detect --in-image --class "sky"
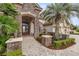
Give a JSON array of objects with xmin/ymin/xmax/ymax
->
[{"xmin": 39, "ymin": 3, "xmax": 79, "ymax": 26}]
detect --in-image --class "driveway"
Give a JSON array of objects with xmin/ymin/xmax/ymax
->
[{"xmin": 22, "ymin": 35, "xmax": 79, "ymax": 56}]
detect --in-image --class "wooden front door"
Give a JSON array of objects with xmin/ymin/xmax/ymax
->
[{"xmin": 22, "ymin": 22, "xmax": 30, "ymax": 35}]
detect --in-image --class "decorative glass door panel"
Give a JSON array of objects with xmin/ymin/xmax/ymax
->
[{"xmin": 22, "ymin": 22, "xmax": 30, "ymax": 35}]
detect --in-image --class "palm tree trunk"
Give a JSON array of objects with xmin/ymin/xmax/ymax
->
[{"xmin": 55, "ymin": 22, "xmax": 60, "ymax": 40}]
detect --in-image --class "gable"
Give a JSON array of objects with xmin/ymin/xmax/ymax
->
[{"xmin": 15, "ymin": 3, "xmax": 42, "ymax": 15}]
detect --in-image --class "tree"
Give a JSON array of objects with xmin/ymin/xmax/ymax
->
[
  {"xmin": 0, "ymin": 16, "xmax": 19, "ymax": 35},
  {"xmin": 0, "ymin": 15, "xmax": 19, "ymax": 45},
  {"xmin": 0, "ymin": 3, "xmax": 18, "ymax": 17},
  {"xmin": 0, "ymin": 4, "xmax": 19, "ymax": 53},
  {"xmin": 71, "ymin": 24, "xmax": 77, "ymax": 30},
  {"xmin": 41, "ymin": 3, "xmax": 79, "ymax": 39}
]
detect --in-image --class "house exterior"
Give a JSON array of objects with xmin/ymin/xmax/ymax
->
[
  {"xmin": 5, "ymin": 3, "xmax": 71, "ymax": 52},
  {"xmin": 39, "ymin": 19, "xmax": 71, "ymax": 35},
  {"xmin": 13, "ymin": 3, "xmax": 71, "ymax": 38},
  {"xmin": 14, "ymin": 3, "xmax": 42, "ymax": 38},
  {"xmin": 6, "ymin": 3, "xmax": 43, "ymax": 52}
]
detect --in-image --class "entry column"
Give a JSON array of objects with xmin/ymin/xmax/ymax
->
[{"xmin": 34, "ymin": 17, "xmax": 40, "ymax": 38}]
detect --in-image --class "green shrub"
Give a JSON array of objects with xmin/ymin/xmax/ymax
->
[
  {"xmin": 76, "ymin": 28, "xmax": 79, "ymax": 32},
  {"xmin": 3, "ymin": 49, "xmax": 22, "ymax": 56},
  {"xmin": 0, "ymin": 34, "xmax": 10, "ymax": 45},
  {"xmin": 69, "ymin": 38, "xmax": 75, "ymax": 43},
  {"xmin": 62, "ymin": 40, "xmax": 67, "ymax": 46},
  {"xmin": 36, "ymin": 36, "xmax": 42, "ymax": 43},
  {"xmin": 53, "ymin": 41, "xmax": 63, "ymax": 48},
  {"xmin": 0, "ymin": 35, "xmax": 9, "ymax": 55},
  {"xmin": 53, "ymin": 38, "xmax": 75, "ymax": 49},
  {"xmin": 66, "ymin": 39, "xmax": 70, "ymax": 44},
  {"xmin": 0, "ymin": 45, "xmax": 6, "ymax": 55}
]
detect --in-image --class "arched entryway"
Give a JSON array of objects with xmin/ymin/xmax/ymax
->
[
  {"xmin": 22, "ymin": 13, "xmax": 35, "ymax": 36},
  {"xmin": 22, "ymin": 20, "xmax": 30, "ymax": 35}
]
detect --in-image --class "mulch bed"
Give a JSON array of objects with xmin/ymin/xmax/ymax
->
[
  {"xmin": 36, "ymin": 40, "xmax": 76, "ymax": 50},
  {"xmin": 36, "ymin": 37, "xmax": 76, "ymax": 50},
  {"xmin": 47, "ymin": 43, "xmax": 76, "ymax": 50}
]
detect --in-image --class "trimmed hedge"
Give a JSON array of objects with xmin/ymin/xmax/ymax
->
[{"xmin": 53, "ymin": 38, "xmax": 75, "ymax": 49}]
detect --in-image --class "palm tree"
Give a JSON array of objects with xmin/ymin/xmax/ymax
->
[
  {"xmin": 41, "ymin": 3, "xmax": 79, "ymax": 39},
  {"xmin": 0, "ymin": 4, "xmax": 19, "ymax": 52},
  {"xmin": 0, "ymin": 3, "xmax": 18, "ymax": 17},
  {"xmin": 0, "ymin": 16, "xmax": 19, "ymax": 35},
  {"xmin": 0, "ymin": 3, "xmax": 19, "ymax": 36},
  {"xmin": 0, "ymin": 16, "xmax": 19, "ymax": 45}
]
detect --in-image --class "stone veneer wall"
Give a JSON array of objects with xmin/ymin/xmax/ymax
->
[
  {"xmin": 16, "ymin": 15, "xmax": 22, "ymax": 37},
  {"xmin": 6, "ymin": 37, "xmax": 22, "ymax": 52},
  {"xmin": 15, "ymin": 3, "xmax": 42, "ymax": 38},
  {"xmin": 34, "ymin": 17, "xmax": 40, "ymax": 38},
  {"xmin": 6, "ymin": 3, "xmax": 42, "ymax": 52},
  {"xmin": 6, "ymin": 41, "xmax": 22, "ymax": 52}
]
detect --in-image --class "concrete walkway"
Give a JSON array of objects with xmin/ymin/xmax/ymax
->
[{"xmin": 22, "ymin": 35, "xmax": 79, "ymax": 56}]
